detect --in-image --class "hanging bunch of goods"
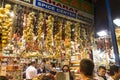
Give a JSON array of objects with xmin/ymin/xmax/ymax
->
[
  {"xmin": 1, "ymin": 4, "xmax": 13, "ymax": 48},
  {"xmin": 74, "ymin": 23, "xmax": 82, "ymax": 44},
  {"xmin": 12, "ymin": 5, "xmax": 17, "ymax": 35},
  {"xmin": 81, "ymin": 28, "xmax": 87, "ymax": 47},
  {"xmin": 42, "ymin": 15, "xmax": 55, "ymax": 58},
  {"xmin": 74, "ymin": 23, "xmax": 82, "ymax": 53},
  {"xmin": 46, "ymin": 15, "xmax": 54, "ymax": 49},
  {"xmin": 80, "ymin": 28, "xmax": 87, "ymax": 58},
  {"xmin": 53, "ymin": 18, "xmax": 62, "ymax": 59},
  {"xmin": 64, "ymin": 21, "xmax": 72, "ymax": 49},
  {"xmin": 37, "ymin": 12, "xmax": 44, "ymax": 44},
  {"xmin": 60, "ymin": 21, "xmax": 71, "ymax": 60},
  {"xmin": 54, "ymin": 18, "xmax": 62, "ymax": 47},
  {"xmin": 23, "ymin": 12, "xmax": 35, "ymax": 51}
]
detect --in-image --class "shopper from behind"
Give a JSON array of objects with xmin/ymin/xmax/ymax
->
[
  {"xmin": 79, "ymin": 59, "xmax": 95, "ymax": 80},
  {"xmin": 62, "ymin": 65, "xmax": 74, "ymax": 80},
  {"xmin": 97, "ymin": 66, "xmax": 107, "ymax": 80},
  {"xmin": 26, "ymin": 61, "xmax": 37, "ymax": 79},
  {"xmin": 107, "ymin": 65, "xmax": 120, "ymax": 80}
]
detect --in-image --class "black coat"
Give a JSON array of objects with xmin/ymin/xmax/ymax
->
[{"xmin": 37, "ymin": 67, "xmax": 47, "ymax": 74}]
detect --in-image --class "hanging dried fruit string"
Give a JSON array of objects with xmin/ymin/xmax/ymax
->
[
  {"xmin": 54, "ymin": 17, "xmax": 62, "ymax": 47},
  {"xmin": 53, "ymin": 17, "xmax": 62, "ymax": 59},
  {"xmin": 17, "ymin": 5, "xmax": 23, "ymax": 36},
  {"xmin": 23, "ymin": 11, "xmax": 35, "ymax": 51},
  {"xmin": 32, "ymin": 10, "xmax": 39, "ymax": 51},
  {"xmin": 45, "ymin": 15, "xmax": 54, "ymax": 52},
  {"xmin": 71, "ymin": 23, "xmax": 75, "ymax": 41},
  {"xmin": 1, "ymin": 4, "xmax": 13, "ymax": 48},
  {"xmin": 25, "ymin": 6, "xmax": 28, "ymax": 28},
  {"xmin": 61, "ymin": 19, "xmax": 65, "ymax": 59},
  {"xmin": 34, "ymin": 10, "xmax": 39, "ymax": 36},
  {"xmin": 79, "ymin": 25, "xmax": 88, "ymax": 59},
  {"xmin": 62, "ymin": 19, "xmax": 65, "ymax": 41},
  {"xmin": 12, "ymin": 5, "xmax": 17, "ymax": 36},
  {"xmin": 37, "ymin": 12, "xmax": 44, "ymax": 50},
  {"xmin": 74, "ymin": 23, "xmax": 82, "ymax": 57},
  {"xmin": 42, "ymin": 13, "xmax": 47, "ymax": 42},
  {"xmin": 60, "ymin": 20, "xmax": 72, "ymax": 60},
  {"xmin": 74, "ymin": 23, "xmax": 81, "ymax": 43},
  {"xmin": 64, "ymin": 21, "xmax": 72, "ymax": 49},
  {"xmin": 52, "ymin": 16, "xmax": 58, "ymax": 57}
]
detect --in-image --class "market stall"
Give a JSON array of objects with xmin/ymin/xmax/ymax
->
[{"xmin": 0, "ymin": 0, "xmax": 94, "ymax": 79}]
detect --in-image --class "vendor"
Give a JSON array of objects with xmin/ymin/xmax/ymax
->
[
  {"xmin": 37, "ymin": 62, "xmax": 48, "ymax": 74},
  {"xmin": 62, "ymin": 65, "xmax": 74, "ymax": 80},
  {"xmin": 26, "ymin": 61, "xmax": 37, "ymax": 79}
]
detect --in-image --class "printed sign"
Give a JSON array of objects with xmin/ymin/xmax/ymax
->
[
  {"xmin": 77, "ymin": 14, "xmax": 93, "ymax": 24},
  {"xmin": 55, "ymin": 0, "xmax": 94, "ymax": 14},
  {"xmin": 36, "ymin": 0, "xmax": 76, "ymax": 18}
]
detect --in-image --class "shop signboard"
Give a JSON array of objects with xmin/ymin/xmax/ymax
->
[
  {"xmin": 77, "ymin": 14, "xmax": 93, "ymax": 24},
  {"xmin": 53, "ymin": 0, "xmax": 94, "ymax": 15},
  {"xmin": 35, "ymin": 0, "xmax": 94, "ymax": 24},
  {"xmin": 35, "ymin": 0, "xmax": 76, "ymax": 18},
  {"xmin": 19, "ymin": 0, "xmax": 93, "ymax": 24}
]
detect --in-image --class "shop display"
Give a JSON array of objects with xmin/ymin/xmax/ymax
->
[{"xmin": 0, "ymin": 0, "xmax": 95, "ymax": 79}]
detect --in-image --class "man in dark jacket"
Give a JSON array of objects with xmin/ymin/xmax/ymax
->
[{"xmin": 37, "ymin": 62, "xmax": 48, "ymax": 74}]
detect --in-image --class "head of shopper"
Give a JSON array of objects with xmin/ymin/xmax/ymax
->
[
  {"xmin": 30, "ymin": 61, "xmax": 36, "ymax": 67},
  {"xmin": 108, "ymin": 65, "xmax": 119, "ymax": 80},
  {"xmin": 98, "ymin": 66, "xmax": 106, "ymax": 77},
  {"xmin": 97, "ymin": 66, "xmax": 107, "ymax": 80},
  {"xmin": 62, "ymin": 65, "xmax": 70, "ymax": 72},
  {"xmin": 40, "ymin": 62, "xmax": 46, "ymax": 69},
  {"xmin": 79, "ymin": 59, "xmax": 94, "ymax": 77}
]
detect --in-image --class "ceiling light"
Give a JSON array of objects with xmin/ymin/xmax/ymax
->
[
  {"xmin": 97, "ymin": 30, "xmax": 107, "ymax": 37},
  {"xmin": 113, "ymin": 18, "xmax": 120, "ymax": 26}
]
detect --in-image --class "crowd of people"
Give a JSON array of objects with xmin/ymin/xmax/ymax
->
[
  {"xmin": 0, "ymin": 59, "xmax": 120, "ymax": 80},
  {"xmin": 22, "ymin": 58, "xmax": 120, "ymax": 80}
]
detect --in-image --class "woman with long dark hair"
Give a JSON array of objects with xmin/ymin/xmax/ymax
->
[{"xmin": 62, "ymin": 65, "xmax": 74, "ymax": 80}]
